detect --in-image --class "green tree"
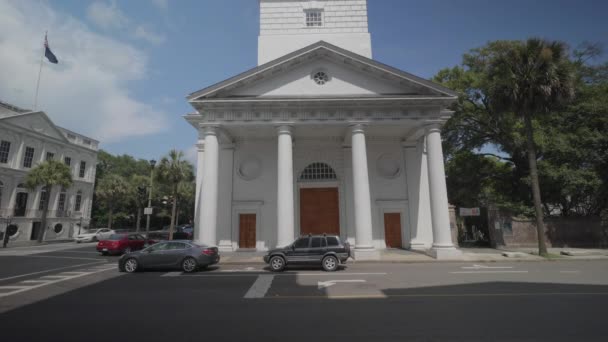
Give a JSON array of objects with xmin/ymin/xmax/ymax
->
[
  {"xmin": 96, "ymin": 174, "xmax": 130, "ymax": 229},
  {"xmin": 487, "ymin": 39, "xmax": 576, "ymax": 255},
  {"xmin": 24, "ymin": 160, "xmax": 73, "ymax": 242},
  {"xmin": 156, "ymin": 150, "xmax": 194, "ymax": 240},
  {"xmin": 130, "ymin": 174, "xmax": 150, "ymax": 232}
]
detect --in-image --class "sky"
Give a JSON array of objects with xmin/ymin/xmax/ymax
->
[{"xmin": 1, "ymin": 0, "xmax": 607, "ymax": 164}]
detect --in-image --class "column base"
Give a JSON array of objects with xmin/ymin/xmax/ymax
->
[
  {"xmin": 218, "ymin": 240, "xmax": 234, "ymax": 252},
  {"xmin": 409, "ymin": 241, "xmax": 428, "ymax": 251},
  {"xmin": 352, "ymin": 247, "xmax": 380, "ymax": 261},
  {"xmin": 427, "ymin": 246, "xmax": 462, "ymax": 260}
]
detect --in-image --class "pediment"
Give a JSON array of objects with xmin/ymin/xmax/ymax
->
[
  {"xmin": 188, "ymin": 41, "xmax": 457, "ymax": 102},
  {"xmin": 1, "ymin": 112, "xmax": 69, "ymax": 143}
]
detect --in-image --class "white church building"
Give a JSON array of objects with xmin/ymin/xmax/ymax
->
[{"xmin": 186, "ymin": 0, "xmax": 460, "ymax": 259}]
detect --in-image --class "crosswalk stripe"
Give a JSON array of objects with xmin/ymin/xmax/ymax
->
[{"xmin": 162, "ymin": 272, "xmax": 182, "ymax": 277}]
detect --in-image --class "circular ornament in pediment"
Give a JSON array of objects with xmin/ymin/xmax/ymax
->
[
  {"xmin": 376, "ymin": 154, "xmax": 401, "ymax": 179},
  {"xmin": 237, "ymin": 156, "xmax": 262, "ymax": 181}
]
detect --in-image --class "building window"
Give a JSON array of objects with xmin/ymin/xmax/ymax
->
[
  {"xmin": 38, "ymin": 188, "xmax": 48, "ymax": 210},
  {"xmin": 75, "ymin": 191, "xmax": 82, "ymax": 212},
  {"xmin": 313, "ymin": 71, "xmax": 329, "ymax": 85},
  {"xmin": 64, "ymin": 156, "xmax": 71, "ymax": 166},
  {"xmin": 46, "ymin": 152, "xmax": 54, "ymax": 161},
  {"xmin": 79, "ymin": 161, "xmax": 86, "ymax": 178},
  {"xmin": 0, "ymin": 181, "xmax": 3, "ymax": 207},
  {"xmin": 0, "ymin": 140, "xmax": 10, "ymax": 163},
  {"xmin": 306, "ymin": 10, "xmax": 323, "ymax": 27},
  {"xmin": 54, "ymin": 223, "xmax": 63, "ymax": 234},
  {"xmin": 57, "ymin": 188, "xmax": 67, "ymax": 212},
  {"xmin": 23, "ymin": 147, "xmax": 35, "ymax": 168},
  {"xmin": 83, "ymin": 139, "xmax": 91, "ymax": 145},
  {"xmin": 67, "ymin": 133, "xmax": 76, "ymax": 140},
  {"xmin": 299, "ymin": 162, "xmax": 337, "ymax": 181}
]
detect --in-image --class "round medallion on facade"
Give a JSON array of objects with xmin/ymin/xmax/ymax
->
[
  {"xmin": 376, "ymin": 154, "xmax": 401, "ymax": 179},
  {"xmin": 312, "ymin": 71, "xmax": 330, "ymax": 85},
  {"xmin": 237, "ymin": 156, "xmax": 262, "ymax": 181},
  {"xmin": 7, "ymin": 224, "xmax": 19, "ymax": 239}
]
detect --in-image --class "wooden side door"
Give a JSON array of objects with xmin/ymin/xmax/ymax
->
[
  {"xmin": 239, "ymin": 214, "xmax": 256, "ymax": 249},
  {"xmin": 384, "ymin": 213, "xmax": 403, "ymax": 248}
]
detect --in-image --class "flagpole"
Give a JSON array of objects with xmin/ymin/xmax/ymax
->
[{"xmin": 33, "ymin": 31, "xmax": 47, "ymax": 111}]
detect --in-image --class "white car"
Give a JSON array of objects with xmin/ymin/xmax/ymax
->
[{"xmin": 75, "ymin": 228, "xmax": 115, "ymax": 243}]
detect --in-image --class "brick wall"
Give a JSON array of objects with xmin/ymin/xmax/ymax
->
[{"xmin": 487, "ymin": 208, "xmax": 607, "ymax": 248}]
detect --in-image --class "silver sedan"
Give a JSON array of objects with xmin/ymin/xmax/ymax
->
[{"xmin": 118, "ymin": 240, "xmax": 220, "ymax": 273}]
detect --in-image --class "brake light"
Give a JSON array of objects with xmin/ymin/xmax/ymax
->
[{"xmin": 202, "ymin": 248, "xmax": 214, "ymax": 256}]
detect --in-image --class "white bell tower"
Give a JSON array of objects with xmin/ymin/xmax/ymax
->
[{"xmin": 258, "ymin": 0, "xmax": 372, "ymax": 65}]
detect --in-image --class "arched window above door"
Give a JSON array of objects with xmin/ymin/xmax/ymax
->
[{"xmin": 299, "ymin": 162, "xmax": 337, "ymax": 182}]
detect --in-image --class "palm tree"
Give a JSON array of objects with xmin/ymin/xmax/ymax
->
[
  {"xmin": 156, "ymin": 150, "xmax": 194, "ymax": 240},
  {"xmin": 488, "ymin": 38, "xmax": 575, "ymax": 256},
  {"xmin": 24, "ymin": 160, "xmax": 73, "ymax": 243},
  {"xmin": 130, "ymin": 174, "xmax": 149, "ymax": 232},
  {"xmin": 96, "ymin": 174, "xmax": 130, "ymax": 229}
]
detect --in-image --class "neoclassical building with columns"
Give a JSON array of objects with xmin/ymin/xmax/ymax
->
[{"xmin": 185, "ymin": 0, "xmax": 460, "ymax": 259}]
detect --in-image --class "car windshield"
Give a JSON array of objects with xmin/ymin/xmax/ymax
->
[{"xmin": 108, "ymin": 234, "xmax": 125, "ymax": 240}]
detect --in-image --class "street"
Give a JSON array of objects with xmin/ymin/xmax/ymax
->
[{"xmin": 1, "ymin": 244, "xmax": 607, "ymax": 341}]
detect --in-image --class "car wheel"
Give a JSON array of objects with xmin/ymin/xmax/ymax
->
[
  {"xmin": 269, "ymin": 256, "xmax": 286, "ymax": 272},
  {"xmin": 123, "ymin": 247, "xmax": 132, "ymax": 254},
  {"xmin": 181, "ymin": 257, "xmax": 198, "ymax": 273},
  {"xmin": 124, "ymin": 258, "xmax": 139, "ymax": 273},
  {"xmin": 100, "ymin": 251, "xmax": 108, "ymax": 256},
  {"xmin": 322, "ymin": 255, "xmax": 338, "ymax": 272}
]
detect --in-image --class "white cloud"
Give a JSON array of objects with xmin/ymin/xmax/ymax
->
[
  {"xmin": 151, "ymin": 0, "xmax": 169, "ymax": 11},
  {"xmin": 0, "ymin": 0, "xmax": 169, "ymax": 143},
  {"xmin": 133, "ymin": 25, "xmax": 166, "ymax": 45},
  {"xmin": 184, "ymin": 145, "xmax": 198, "ymax": 167},
  {"xmin": 86, "ymin": 1, "xmax": 128, "ymax": 30}
]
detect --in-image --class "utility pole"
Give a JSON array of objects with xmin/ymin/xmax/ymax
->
[{"xmin": 145, "ymin": 159, "xmax": 156, "ymax": 242}]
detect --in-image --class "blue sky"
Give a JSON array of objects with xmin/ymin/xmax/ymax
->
[{"xmin": 1, "ymin": 0, "xmax": 607, "ymax": 163}]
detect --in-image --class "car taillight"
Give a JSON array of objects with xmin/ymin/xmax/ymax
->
[{"xmin": 202, "ymin": 248, "xmax": 215, "ymax": 256}]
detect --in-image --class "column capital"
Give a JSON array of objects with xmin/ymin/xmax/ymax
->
[
  {"xmin": 424, "ymin": 122, "xmax": 444, "ymax": 133},
  {"xmin": 349, "ymin": 121, "xmax": 370, "ymax": 134},
  {"xmin": 196, "ymin": 142, "xmax": 205, "ymax": 151},
  {"xmin": 198, "ymin": 124, "xmax": 220, "ymax": 136},
  {"xmin": 276, "ymin": 123, "xmax": 294, "ymax": 135},
  {"xmin": 401, "ymin": 140, "xmax": 417, "ymax": 148}
]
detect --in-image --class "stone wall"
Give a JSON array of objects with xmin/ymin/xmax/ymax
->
[{"xmin": 487, "ymin": 208, "xmax": 607, "ymax": 248}]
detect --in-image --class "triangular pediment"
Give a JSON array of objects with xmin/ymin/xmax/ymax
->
[
  {"xmin": 187, "ymin": 41, "xmax": 457, "ymax": 101},
  {"xmin": 1, "ymin": 111, "xmax": 69, "ymax": 143}
]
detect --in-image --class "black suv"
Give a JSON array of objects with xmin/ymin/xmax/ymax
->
[{"xmin": 263, "ymin": 235, "xmax": 351, "ymax": 272}]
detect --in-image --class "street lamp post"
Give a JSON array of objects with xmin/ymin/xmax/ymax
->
[
  {"xmin": 2, "ymin": 215, "xmax": 12, "ymax": 248},
  {"xmin": 145, "ymin": 159, "xmax": 156, "ymax": 241}
]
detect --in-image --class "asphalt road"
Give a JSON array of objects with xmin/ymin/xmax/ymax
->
[{"xmin": 1, "ymin": 244, "xmax": 607, "ymax": 341}]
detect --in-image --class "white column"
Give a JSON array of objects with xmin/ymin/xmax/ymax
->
[
  {"xmin": 193, "ymin": 140, "xmax": 205, "ymax": 242},
  {"xmin": 198, "ymin": 126, "xmax": 219, "ymax": 246},
  {"xmin": 350, "ymin": 123, "xmax": 374, "ymax": 252},
  {"xmin": 276, "ymin": 125, "xmax": 295, "ymax": 247},
  {"xmin": 425, "ymin": 124, "xmax": 460, "ymax": 258}
]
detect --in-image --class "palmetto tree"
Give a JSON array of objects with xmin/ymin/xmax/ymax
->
[
  {"xmin": 488, "ymin": 38, "xmax": 575, "ymax": 256},
  {"xmin": 24, "ymin": 160, "xmax": 73, "ymax": 243},
  {"xmin": 96, "ymin": 174, "xmax": 130, "ymax": 230},
  {"xmin": 130, "ymin": 174, "xmax": 149, "ymax": 232},
  {"xmin": 156, "ymin": 150, "xmax": 194, "ymax": 240}
]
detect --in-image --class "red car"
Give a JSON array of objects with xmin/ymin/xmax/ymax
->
[{"xmin": 97, "ymin": 233, "xmax": 154, "ymax": 255}]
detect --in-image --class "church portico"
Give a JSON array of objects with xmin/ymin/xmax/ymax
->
[{"xmin": 184, "ymin": 0, "xmax": 460, "ymax": 259}]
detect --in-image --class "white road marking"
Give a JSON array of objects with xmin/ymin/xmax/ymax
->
[
  {"xmin": 450, "ymin": 271, "xmax": 529, "ymax": 274},
  {"xmin": 244, "ymin": 275, "xmax": 274, "ymax": 299},
  {"xmin": 40, "ymin": 275, "xmax": 71, "ymax": 279},
  {"xmin": 560, "ymin": 270, "xmax": 580, "ymax": 273},
  {"xmin": 20, "ymin": 255, "xmax": 103, "ymax": 261},
  {"xmin": 462, "ymin": 264, "xmax": 514, "ymax": 270},
  {"xmin": 0, "ymin": 261, "xmax": 106, "ymax": 282},
  {"xmin": 59, "ymin": 271, "xmax": 89, "ymax": 275},
  {"xmin": 296, "ymin": 272, "xmax": 387, "ymax": 276},
  {"xmin": 220, "ymin": 267, "xmax": 260, "ymax": 272},
  {"xmin": 20, "ymin": 280, "xmax": 51, "ymax": 284},
  {"xmin": 0, "ymin": 267, "xmax": 118, "ymax": 298},
  {"xmin": 186, "ymin": 272, "xmax": 388, "ymax": 277},
  {"xmin": 318, "ymin": 279, "xmax": 366, "ymax": 289},
  {"xmin": 162, "ymin": 272, "xmax": 182, "ymax": 277}
]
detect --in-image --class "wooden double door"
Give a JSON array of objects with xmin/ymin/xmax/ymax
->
[
  {"xmin": 299, "ymin": 187, "xmax": 340, "ymax": 236},
  {"xmin": 384, "ymin": 213, "xmax": 403, "ymax": 248}
]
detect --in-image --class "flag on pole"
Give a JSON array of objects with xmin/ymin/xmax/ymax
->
[{"xmin": 44, "ymin": 33, "xmax": 58, "ymax": 64}]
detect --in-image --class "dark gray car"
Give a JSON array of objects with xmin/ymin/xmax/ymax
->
[
  {"xmin": 263, "ymin": 235, "xmax": 350, "ymax": 272},
  {"xmin": 118, "ymin": 240, "xmax": 219, "ymax": 273}
]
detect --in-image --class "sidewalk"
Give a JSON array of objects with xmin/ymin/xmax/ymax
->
[
  {"xmin": 218, "ymin": 247, "xmax": 608, "ymax": 264},
  {"xmin": 0, "ymin": 240, "xmax": 81, "ymax": 256}
]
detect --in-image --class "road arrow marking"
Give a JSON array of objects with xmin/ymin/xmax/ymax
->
[
  {"xmin": 462, "ymin": 264, "xmax": 514, "ymax": 270},
  {"xmin": 318, "ymin": 279, "xmax": 366, "ymax": 289}
]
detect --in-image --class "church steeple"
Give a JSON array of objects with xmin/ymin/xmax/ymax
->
[{"xmin": 258, "ymin": 0, "xmax": 372, "ymax": 65}]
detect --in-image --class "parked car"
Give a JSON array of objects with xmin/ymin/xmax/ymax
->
[
  {"xmin": 176, "ymin": 225, "xmax": 194, "ymax": 239},
  {"xmin": 75, "ymin": 228, "xmax": 115, "ymax": 243},
  {"xmin": 96, "ymin": 233, "xmax": 154, "ymax": 255},
  {"xmin": 118, "ymin": 241, "xmax": 220, "ymax": 273},
  {"xmin": 263, "ymin": 235, "xmax": 351, "ymax": 272},
  {"xmin": 147, "ymin": 230, "xmax": 191, "ymax": 243}
]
